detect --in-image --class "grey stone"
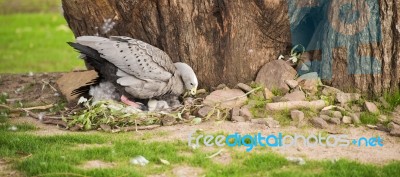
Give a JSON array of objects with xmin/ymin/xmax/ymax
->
[
  {"xmin": 388, "ymin": 122, "xmax": 400, "ymax": 137},
  {"xmin": 328, "ymin": 118, "xmax": 341, "ymax": 125},
  {"xmin": 378, "ymin": 97, "xmax": 390, "ymax": 109},
  {"xmin": 216, "ymin": 84, "xmax": 228, "ymax": 90},
  {"xmin": 285, "ymin": 80, "xmax": 299, "ymax": 89},
  {"xmin": 264, "ymin": 88, "xmax": 274, "ymax": 100},
  {"xmin": 320, "ymin": 115, "xmax": 332, "ymax": 121},
  {"xmin": 310, "ymin": 117, "xmax": 329, "ymax": 129},
  {"xmin": 281, "ymin": 90, "xmax": 306, "ymax": 102},
  {"xmin": 321, "ymin": 86, "xmax": 343, "ymax": 96},
  {"xmin": 336, "ymin": 93, "xmax": 361, "ymax": 104},
  {"xmin": 252, "ymin": 117, "xmax": 280, "ymax": 128},
  {"xmin": 197, "ymin": 106, "xmax": 213, "ymax": 118},
  {"xmin": 392, "ymin": 116, "xmax": 400, "ymax": 125},
  {"xmin": 290, "ymin": 110, "xmax": 305, "ymax": 127},
  {"xmin": 203, "ymin": 89, "xmax": 248, "ymax": 109},
  {"xmin": 239, "ymin": 107, "xmax": 253, "ymax": 120},
  {"xmin": 350, "ymin": 113, "xmax": 361, "ymax": 124},
  {"xmin": 332, "ymin": 111, "xmax": 343, "ymax": 119},
  {"xmin": 378, "ymin": 115, "xmax": 388, "ymax": 123},
  {"xmin": 342, "ymin": 116, "xmax": 352, "ymax": 124},
  {"xmin": 230, "ymin": 108, "xmax": 240, "ymax": 117},
  {"xmin": 272, "ymin": 96, "xmax": 282, "ymax": 102},
  {"xmin": 319, "ymin": 110, "xmax": 331, "ymax": 116},
  {"xmin": 255, "ymin": 60, "xmax": 297, "ymax": 94},
  {"xmin": 364, "ymin": 101, "xmax": 380, "ymax": 114},
  {"xmin": 300, "ymin": 79, "xmax": 319, "ymax": 95},
  {"xmin": 231, "ymin": 116, "xmax": 247, "ymax": 122},
  {"xmin": 351, "ymin": 105, "xmax": 362, "ymax": 112},
  {"xmin": 237, "ymin": 83, "xmax": 252, "ymax": 92},
  {"xmin": 297, "ymin": 72, "xmax": 319, "ymax": 81}
]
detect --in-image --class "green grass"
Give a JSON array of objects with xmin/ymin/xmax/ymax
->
[
  {"xmin": 0, "ymin": 13, "xmax": 84, "ymax": 73},
  {"xmin": 0, "ymin": 123, "xmax": 399, "ymax": 177},
  {"xmin": 384, "ymin": 90, "xmax": 400, "ymax": 111},
  {"xmin": 360, "ymin": 112, "xmax": 379, "ymax": 125}
]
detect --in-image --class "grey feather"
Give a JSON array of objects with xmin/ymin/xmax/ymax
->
[{"xmin": 75, "ymin": 36, "xmax": 188, "ymax": 99}]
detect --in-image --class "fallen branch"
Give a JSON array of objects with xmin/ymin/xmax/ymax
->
[
  {"xmin": 222, "ymin": 86, "xmax": 262, "ymax": 102},
  {"xmin": 207, "ymin": 149, "xmax": 224, "ymax": 159},
  {"xmin": 24, "ymin": 104, "xmax": 54, "ymax": 111},
  {"xmin": 265, "ymin": 100, "xmax": 326, "ymax": 111},
  {"xmin": 112, "ymin": 124, "xmax": 161, "ymax": 133}
]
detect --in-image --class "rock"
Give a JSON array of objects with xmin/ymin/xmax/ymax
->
[
  {"xmin": 378, "ymin": 115, "xmax": 388, "ymax": 123},
  {"xmin": 319, "ymin": 110, "xmax": 331, "ymax": 116},
  {"xmin": 251, "ymin": 117, "xmax": 280, "ymax": 128},
  {"xmin": 300, "ymin": 79, "xmax": 319, "ymax": 95},
  {"xmin": 231, "ymin": 116, "xmax": 247, "ymax": 122},
  {"xmin": 322, "ymin": 105, "xmax": 346, "ymax": 112},
  {"xmin": 366, "ymin": 124, "xmax": 378, "ymax": 129},
  {"xmin": 350, "ymin": 105, "xmax": 362, "ymax": 112},
  {"xmin": 350, "ymin": 113, "xmax": 361, "ymax": 124},
  {"xmin": 216, "ymin": 84, "xmax": 228, "ymax": 90},
  {"xmin": 332, "ymin": 111, "xmax": 343, "ymax": 119},
  {"xmin": 56, "ymin": 70, "xmax": 99, "ymax": 103},
  {"xmin": 335, "ymin": 93, "xmax": 361, "ymax": 104},
  {"xmin": 263, "ymin": 88, "xmax": 274, "ymax": 99},
  {"xmin": 203, "ymin": 89, "xmax": 248, "ymax": 109},
  {"xmin": 197, "ymin": 106, "xmax": 213, "ymax": 118},
  {"xmin": 286, "ymin": 156, "xmax": 306, "ymax": 165},
  {"xmin": 328, "ymin": 118, "xmax": 341, "ymax": 125},
  {"xmin": 239, "ymin": 107, "xmax": 253, "ymax": 119},
  {"xmin": 237, "ymin": 83, "xmax": 252, "ymax": 92},
  {"xmin": 321, "ymin": 86, "xmax": 343, "ymax": 96},
  {"xmin": 255, "ymin": 60, "xmax": 297, "ymax": 94},
  {"xmin": 130, "ymin": 156, "xmax": 149, "ymax": 166},
  {"xmin": 266, "ymin": 100, "xmax": 326, "ymax": 111},
  {"xmin": 297, "ymin": 72, "xmax": 319, "ymax": 82},
  {"xmin": 161, "ymin": 115, "xmax": 176, "ymax": 126},
  {"xmin": 290, "ymin": 110, "xmax": 304, "ymax": 121},
  {"xmin": 392, "ymin": 116, "xmax": 400, "ymax": 125},
  {"xmin": 281, "ymin": 90, "xmax": 306, "ymax": 102},
  {"xmin": 285, "ymin": 80, "xmax": 298, "ymax": 89},
  {"xmin": 342, "ymin": 116, "xmax": 352, "ymax": 124},
  {"xmin": 378, "ymin": 97, "xmax": 390, "ymax": 109},
  {"xmin": 231, "ymin": 108, "xmax": 240, "ymax": 116},
  {"xmin": 320, "ymin": 115, "xmax": 332, "ymax": 121},
  {"xmin": 99, "ymin": 124, "xmax": 111, "ymax": 132},
  {"xmin": 364, "ymin": 101, "xmax": 380, "ymax": 114},
  {"xmin": 196, "ymin": 89, "xmax": 207, "ymax": 95},
  {"xmin": 310, "ymin": 117, "xmax": 329, "ymax": 129},
  {"xmin": 271, "ymin": 96, "xmax": 282, "ymax": 102},
  {"xmin": 388, "ymin": 122, "xmax": 400, "ymax": 137}
]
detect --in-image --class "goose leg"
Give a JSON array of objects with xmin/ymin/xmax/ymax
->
[{"xmin": 120, "ymin": 95, "xmax": 147, "ymax": 110}]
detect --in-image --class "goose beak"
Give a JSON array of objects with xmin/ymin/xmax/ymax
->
[{"xmin": 190, "ymin": 88, "xmax": 197, "ymax": 96}]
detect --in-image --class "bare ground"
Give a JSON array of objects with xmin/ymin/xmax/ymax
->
[{"xmin": 1, "ymin": 73, "xmax": 400, "ymax": 165}]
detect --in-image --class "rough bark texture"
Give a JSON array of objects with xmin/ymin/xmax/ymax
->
[{"xmin": 62, "ymin": 0, "xmax": 399, "ymax": 95}]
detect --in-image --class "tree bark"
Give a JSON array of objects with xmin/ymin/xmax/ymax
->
[{"xmin": 62, "ymin": 0, "xmax": 399, "ymax": 95}]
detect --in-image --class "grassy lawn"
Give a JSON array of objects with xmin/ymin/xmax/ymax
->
[
  {"xmin": 0, "ymin": 13, "xmax": 84, "ymax": 73},
  {"xmin": 0, "ymin": 123, "xmax": 399, "ymax": 177}
]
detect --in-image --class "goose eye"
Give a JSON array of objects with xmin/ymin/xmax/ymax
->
[{"xmin": 190, "ymin": 83, "xmax": 194, "ymax": 86}]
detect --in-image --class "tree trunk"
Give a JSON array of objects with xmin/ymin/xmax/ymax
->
[{"xmin": 62, "ymin": 0, "xmax": 399, "ymax": 95}]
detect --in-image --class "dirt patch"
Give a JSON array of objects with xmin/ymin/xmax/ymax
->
[
  {"xmin": 172, "ymin": 166, "xmax": 204, "ymax": 177},
  {"xmin": 0, "ymin": 159, "xmax": 22, "ymax": 177},
  {"xmin": 79, "ymin": 160, "xmax": 115, "ymax": 169},
  {"xmin": 10, "ymin": 117, "xmax": 69, "ymax": 136},
  {"xmin": 0, "ymin": 73, "xmax": 64, "ymax": 107},
  {"xmin": 212, "ymin": 151, "xmax": 232, "ymax": 165},
  {"xmin": 142, "ymin": 122, "xmax": 400, "ymax": 164}
]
